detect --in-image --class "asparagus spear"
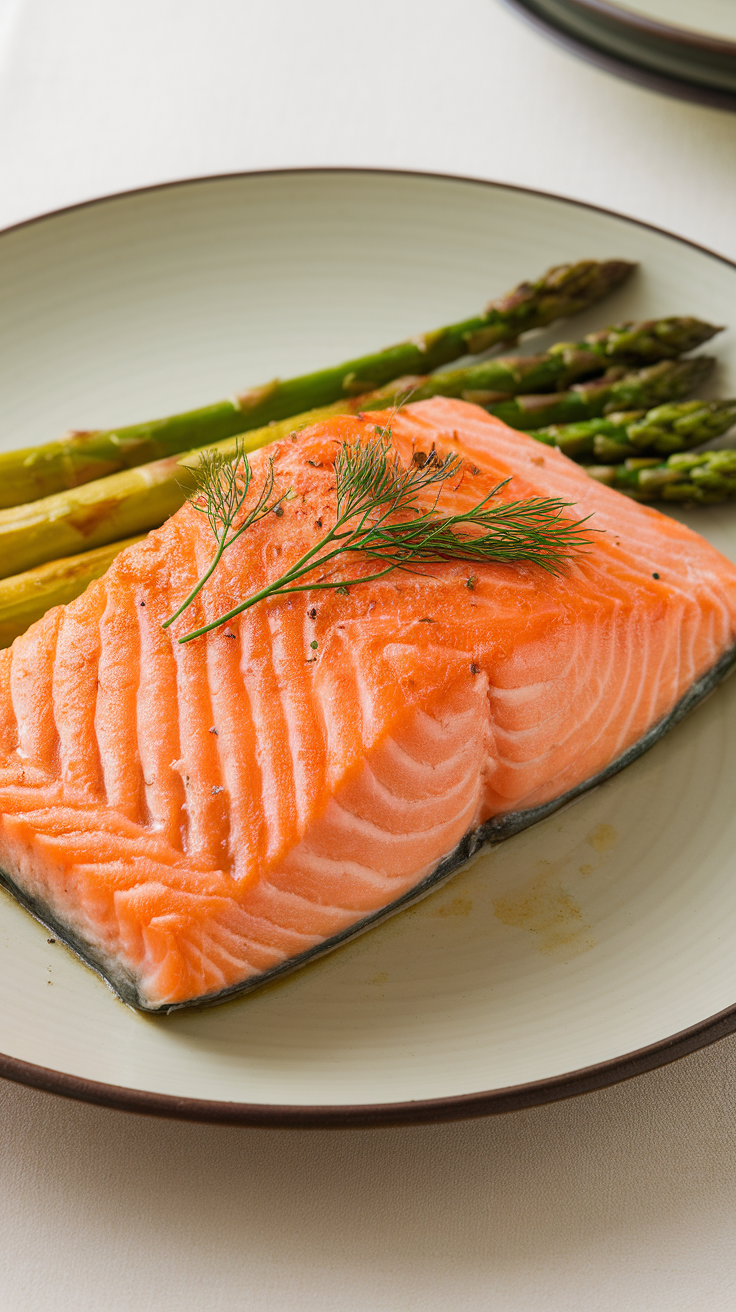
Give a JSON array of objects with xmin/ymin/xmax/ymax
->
[
  {"xmin": 0, "ymin": 354, "xmax": 715, "ymax": 582},
  {"xmin": 488, "ymin": 357, "xmax": 715, "ymax": 430},
  {"xmin": 0, "ymin": 537, "xmax": 146, "ymax": 649},
  {"xmin": 0, "ymin": 391, "xmax": 401, "ymax": 580},
  {"xmin": 0, "ymin": 260, "xmax": 634, "ymax": 510},
  {"xmin": 620, "ymin": 398, "xmax": 736, "ymax": 455},
  {"xmin": 528, "ymin": 398, "xmax": 736, "ymax": 463},
  {"xmin": 587, "ymin": 449, "xmax": 736, "ymax": 503},
  {"xmin": 583, "ymin": 316, "xmax": 722, "ymax": 362},
  {"xmin": 405, "ymin": 316, "xmax": 720, "ymax": 406}
]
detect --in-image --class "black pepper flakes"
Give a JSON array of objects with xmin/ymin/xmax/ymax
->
[
  {"xmin": 652, "ymin": 572, "xmax": 660, "ymax": 579},
  {"xmin": 47, "ymin": 938, "xmax": 56, "ymax": 945},
  {"xmin": 470, "ymin": 663, "xmax": 480, "ymax": 675},
  {"xmin": 308, "ymin": 608, "xmax": 317, "ymax": 619},
  {"xmin": 209, "ymin": 727, "xmax": 218, "ymax": 735},
  {"xmin": 419, "ymin": 617, "xmax": 434, "ymax": 623},
  {"xmin": 274, "ymin": 506, "xmax": 284, "ymax": 517}
]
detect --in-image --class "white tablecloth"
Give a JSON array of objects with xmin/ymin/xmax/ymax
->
[{"xmin": 2, "ymin": 2, "xmax": 736, "ymax": 1307}]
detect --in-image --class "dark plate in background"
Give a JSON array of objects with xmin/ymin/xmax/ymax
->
[{"xmin": 501, "ymin": 0, "xmax": 736, "ymax": 110}]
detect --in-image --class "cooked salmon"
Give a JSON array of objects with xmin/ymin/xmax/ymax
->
[{"xmin": 1, "ymin": 397, "xmax": 736, "ymax": 1011}]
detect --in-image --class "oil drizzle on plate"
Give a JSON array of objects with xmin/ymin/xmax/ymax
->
[{"xmin": 492, "ymin": 860, "xmax": 595, "ymax": 958}]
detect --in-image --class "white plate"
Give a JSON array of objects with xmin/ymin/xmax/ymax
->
[{"xmin": 2, "ymin": 170, "xmax": 736, "ymax": 1126}]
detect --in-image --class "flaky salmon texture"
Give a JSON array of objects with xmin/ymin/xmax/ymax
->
[{"xmin": 2, "ymin": 396, "xmax": 736, "ymax": 1011}]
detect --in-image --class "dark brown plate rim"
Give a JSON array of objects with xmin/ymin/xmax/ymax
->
[
  {"xmin": 2, "ymin": 166, "xmax": 736, "ymax": 1127},
  {"xmin": 499, "ymin": 0, "xmax": 736, "ymax": 110},
  {"xmin": 562, "ymin": 0, "xmax": 736, "ymax": 55}
]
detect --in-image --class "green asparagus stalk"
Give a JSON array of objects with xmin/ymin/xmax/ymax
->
[
  {"xmin": 587, "ymin": 449, "xmax": 736, "ymax": 503},
  {"xmin": 527, "ymin": 412, "xmax": 644, "ymax": 461},
  {"xmin": 0, "ymin": 353, "xmax": 716, "ymax": 582},
  {"xmin": 617, "ymin": 398, "xmax": 736, "ymax": 455},
  {"xmin": 0, "ymin": 389, "xmax": 408, "ymax": 580},
  {"xmin": 488, "ymin": 357, "xmax": 715, "ymax": 430},
  {"xmin": 404, "ymin": 316, "xmax": 720, "ymax": 406},
  {"xmin": 528, "ymin": 398, "xmax": 736, "ymax": 463},
  {"xmin": 583, "ymin": 317, "xmax": 722, "ymax": 362},
  {"xmin": 0, "ymin": 260, "xmax": 635, "ymax": 510},
  {"xmin": 0, "ymin": 536, "xmax": 146, "ymax": 649}
]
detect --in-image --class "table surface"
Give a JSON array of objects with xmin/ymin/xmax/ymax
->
[{"xmin": 2, "ymin": 1, "xmax": 736, "ymax": 1307}]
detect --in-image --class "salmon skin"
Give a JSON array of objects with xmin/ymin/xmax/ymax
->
[{"xmin": 1, "ymin": 397, "xmax": 736, "ymax": 1013}]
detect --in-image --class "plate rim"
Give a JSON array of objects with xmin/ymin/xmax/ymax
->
[
  {"xmin": 499, "ymin": 0, "xmax": 736, "ymax": 110},
  {"xmin": 3, "ymin": 164, "xmax": 736, "ymax": 1126},
  {"xmin": 558, "ymin": 0, "xmax": 736, "ymax": 55},
  {"xmin": 2, "ymin": 998, "xmax": 736, "ymax": 1127}
]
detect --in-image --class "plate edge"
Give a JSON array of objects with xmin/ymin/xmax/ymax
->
[
  {"xmin": 2, "ymin": 1001, "xmax": 736, "ymax": 1127},
  {"xmin": 3, "ymin": 166, "xmax": 736, "ymax": 266},
  {"xmin": 499, "ymin": 0, "xmax": 736, "ymax": 109},
  {"xmin": 560, "ymin": 0, "xmax": 736, "ymax": 55}
]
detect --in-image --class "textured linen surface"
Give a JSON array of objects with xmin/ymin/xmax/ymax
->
[
  {"xmin": 1, "ymin": 0, "xmax": 736, "ymax": 1308},
  {"xmin": 2, "ymin": 1045, "xmax": 736, "ymax": 1311}
]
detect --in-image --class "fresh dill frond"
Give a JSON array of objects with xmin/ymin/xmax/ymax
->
[
  {"xmin": 169, "ymin": 429, "xmax": 593, "ymax": 645},
  {"xmin": 356, "ymin": 485, "xmax": 592, "ymax": 574},
  {"xmin": 162, "ymin": 435, "xmax": 287, "ymax": 630}
]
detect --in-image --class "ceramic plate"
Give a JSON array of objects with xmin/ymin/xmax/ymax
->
[
  {"xmin": 612, "ymin": 0, "xmax": 736, "ymax": 44},
  {"xmin": 2, "ymin": 170, "xmax": 736, "ymax": 1126},
  {"xmin": 502, "ymin": 0, "xmax": 736, "ymax": 109}
]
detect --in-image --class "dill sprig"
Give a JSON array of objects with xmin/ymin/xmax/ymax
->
[
  {"xmin": 162, "ymin": 436, "xmax": 287, "ymax": 631},
  {"xmin": 170, "ymin": 428, "xmax": 592, "ymax": 644}
]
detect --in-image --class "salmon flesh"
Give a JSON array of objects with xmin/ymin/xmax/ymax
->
[{"xmin": 1, "ymin": 398, "xmax": 736, "ymax": 1012}]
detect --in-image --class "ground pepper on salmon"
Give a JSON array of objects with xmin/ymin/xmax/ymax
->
[
  {"xmin": 163, "ymin": 425, "xmax": 592, "ymax": 643},
  {"xmin": 1, "ymin": 397, "xmax": 736, "ymax": 1011}
]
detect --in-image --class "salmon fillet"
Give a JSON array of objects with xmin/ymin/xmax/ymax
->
[{"xmin": 1, "ymin": 396, "xmax": 735, "ymax": 1011}]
